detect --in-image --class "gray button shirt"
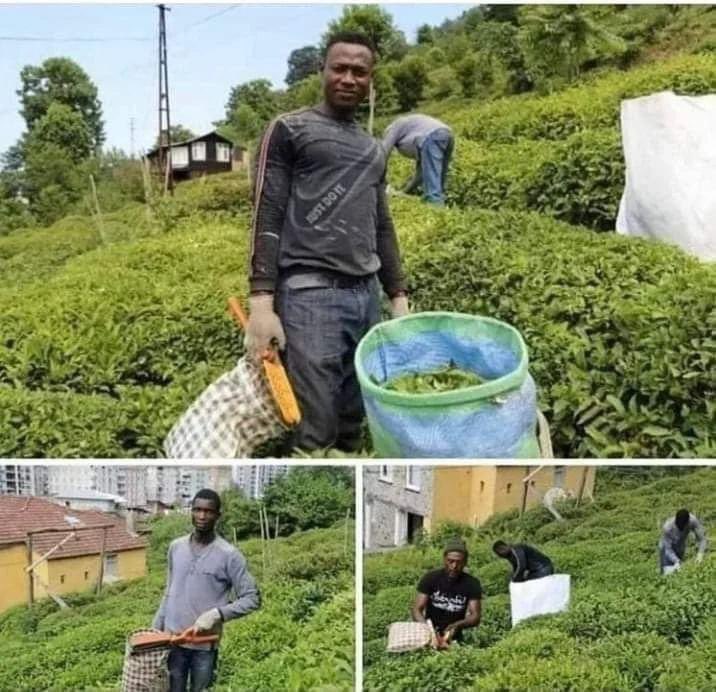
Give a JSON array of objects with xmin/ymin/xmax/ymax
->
[
  {"xmin": 382, "ymin": 114, "xmax": 452, "ymax": 160},
  {"xmin": 152, "ymin": 534, "xmax": 260, "ymax": 648},
  {"xmin": 658, "ymin": 513, "xmax": 708, "ymax": 564}
]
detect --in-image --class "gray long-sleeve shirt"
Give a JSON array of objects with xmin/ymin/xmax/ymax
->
[
  {"xmin": 382, "ymin": 114, "xmax": 452, "ymax": 160},
  {"xmin": 659, "ymin": 514, "xmax": 708, "ymax": 564},
  {"xmin": 152, "ymin": 534, "xmax": 260, "ymax": 648},
  {"xmin": 250, "ymin": 107, "xmax": 406, "ymax": 297}
]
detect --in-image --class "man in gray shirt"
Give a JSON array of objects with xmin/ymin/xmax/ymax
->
[
  {"xmin": 658, "ymin": 508, "xmax": 708, "ymax": 574},
  {"xmin": 246, "ymin": 31, "xmax": 408, "ymax": 453},
  {"xmin": 153, "ymin": 489, "xmax": 260, "ymax": 691},
  {"xmin": 382, "ymin": 113, "xmax": 454, "ymax": 205}
]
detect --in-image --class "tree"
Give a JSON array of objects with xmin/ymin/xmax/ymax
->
[
  {"xmin": 455, "ymin": 54, "xmax": 481, "ymax": 98},
  {"xmin": 391, "ymin": 56, "xmax": 429, "ymax": 112},
  {"xmin": 153, "ymin": 124, "xmax": 195, "ymax": 149},
  {"xmin": 324, "ymin": 5, "xmax": 408, "ymax": 61},
  {"xmin": 518, "ymin": 5, "xmax": 599, "ymax": 90},
  {"xmin": 416, "ymin": 24, "xmax": 434, "ymax": 45},
  {"xmin": 286, "ymin": 45, "xmax": 321, "ymax": 86},
  {"xmin": 282, "ymin": 74, "xmax": 323, "ymax": 111},
  {"xmin": 22, "ymin": 103, "xmax": 92, "ymax": 222},
  {"xmin": 219, "ymin": 488, "xmax": 262, "ymax": 540},
  {"xmin": 220, "ymin": 79, "xmax": 282, "ymax": 146},
  {"xmin": 18, "ymin": 57, "xmax": 104, "ymax": 150},
  {"xmin": 261, "ymin": 468, "xmax": 353, "ymax": 535},
  {"xmin": 224, "ymin": 79, "xmax": 278, "ymax": 123}
]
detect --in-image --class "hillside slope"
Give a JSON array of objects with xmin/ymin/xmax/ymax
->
[
  {"xmin": 364, "ymin": 468, "xmax": 716, "ymax": 691},
  {"xmin": 0, "ymin": 518, "xmax": 354, "ymax": 691}
]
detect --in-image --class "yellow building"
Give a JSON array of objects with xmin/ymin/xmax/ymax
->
[
  {"xmin": 0, "ymin": 496, "xmax": 147, "ymax": 613},
  {"xmin": 432, "ymin": 465, "xmax": 596, "ymax": 527}
]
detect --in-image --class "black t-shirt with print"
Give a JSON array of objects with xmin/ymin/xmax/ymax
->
[{"xmin": 417, "ymin": 569, "xmax": 482, "ymax": 637}]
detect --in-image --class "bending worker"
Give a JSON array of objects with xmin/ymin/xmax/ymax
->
[
  {"xmin": 493, "ymin": 540, "xmax": 554, "ymax": 582},
  {"xmin": 382, "ymin": 113, "xmax": 454, "ymax": 205},
  {"xmin": 659, "ymin": 508, "xmax": 708, "ymax": 574},
  {"xmin": 246, "ymin": 31, "xmax": 409, "ymax": 453},
  {"xmin": 412, "ymin": 538, "xmax": 481, "ymax": 648}
]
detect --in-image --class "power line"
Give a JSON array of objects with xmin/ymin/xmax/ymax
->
[{"xmin": 0, "ymin": 35, "xmax": 151, "ymax": 43}]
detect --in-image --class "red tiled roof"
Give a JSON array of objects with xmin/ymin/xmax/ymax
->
[{"xmin": 0, "ymin": 496, "xmax": 146, "ymax": 559}]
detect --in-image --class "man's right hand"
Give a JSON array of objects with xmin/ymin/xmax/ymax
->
[{"xmin": 245, "ymin": 294, "xmax": 286, "ymax": 362}]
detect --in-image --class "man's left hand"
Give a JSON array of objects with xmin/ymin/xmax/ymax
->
[
  {"xmin": 192, "ymin": 608, "xmax": 221, "ymax": 633},
  {"xmin": 390, "ymin": 294, "xmax": 410, "ymax": 319},
  {"xmin": 696, "ymin": 553, "xmax": 704, "ymax": 564}
]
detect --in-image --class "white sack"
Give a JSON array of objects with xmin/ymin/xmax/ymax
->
[
  {"xmin": 617, "ymin": 90, "xmax": 716, "ymax": 260},
  {"xmin": 509, "ymin": 573, "xmax": 571, "ymax": 627}
]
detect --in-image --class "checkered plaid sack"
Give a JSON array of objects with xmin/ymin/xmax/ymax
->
[
  {"xmin": 164, "ymin": 356, "xmax": 286, "ymax": 458},
  {"xmin": 121, "ymin": 629, "xmax": 170, "ymax": 692},
  {"xmin": 386, "ymin": 622, "xmax": 434, "ymax": 653}
]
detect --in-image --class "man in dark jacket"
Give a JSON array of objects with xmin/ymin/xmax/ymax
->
[
  {"xmin": 246, "ymin": 31, "xmax": 408, "ymax": 453},
  {"xmin": 493, "ymin": 540, "xmax": 554, "ymax": 582}
]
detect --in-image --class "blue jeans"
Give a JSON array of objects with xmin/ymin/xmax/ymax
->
[
  {"xmin": 168, "ymin": 646, "xmax": 217, "ymax": 692},
  {"xmin": 418, "ymin": 128, "xmax": 454, "ymax": 205},
  {"xmin": 276, "ymin": 273, "xmax": 381, "ymax": 451},
  {"xmin": 659, "ymin": 545, "xmax": 683, "ymax": 574}
]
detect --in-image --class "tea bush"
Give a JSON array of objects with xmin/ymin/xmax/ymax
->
[
  {"xmin": 0, "ymin": 518, "xmax": 354, "ymax": 691},
  {"xmin": 364, "ymin": 468, "xmax": 716, "ymax": 691},
  {"xmin": 1, "ymin": 190, "xmax": 713, "ymax": 457},
  {"xmin": 447, "ymin": 53, "xmax": 716, "ymax": 144}
]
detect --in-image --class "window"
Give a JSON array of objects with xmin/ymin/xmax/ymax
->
[
  {"xmin": 379, "ymin": 465, "xmax": 392, "ymax": 483},
  {"xmin": 405, "ymin": 466, "xmax": 421, "ymax": 491},
  {"xmin": 553, "ymin": 466, "xmax": 566, "ymax": 488},
  {"xmin": 104, "ymin": 553, "xmax": 118, "ymax": 580},
  {"xmin": 394, "ymin": 509, "xmax": 407, "ymax": 546},
  {"xmin": 84, "ymin": 571, "xmax": 89, "ymax": 581},
  {"xmin": 506, "ymin": 483, "xmax": 512, "ymax": 494},
  {"xmin": 480, "ymin": 480, "xmax": 485, "ymax": 493},
  {"xmin": 216, "ymin": 142, "xmax": 230, "ymax": 162},
  {"xmin": 60, "ymin": 575, "xmax": 65, "ymax": 584},
  {"xmin": 191, "ymin": 141, "xmax": 206, "ymax": 161},
  {"xmin": 363, "ymin": 501, "xmax": 372, "ymax": 550},
  {"xmin": 171, "ymin": 145, "xmax": 189, "ymax": 168}
]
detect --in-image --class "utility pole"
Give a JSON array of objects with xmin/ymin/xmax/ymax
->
[{"xmin": 157, "ymin": 3, "xmax": 174, "ymax": 194}]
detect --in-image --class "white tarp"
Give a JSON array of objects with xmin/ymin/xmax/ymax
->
[
  {"xmin": 509, "ymin": 574, "xmax": 571, "ymax": 627},
  {"xmin": 616, "ymin": 90, "xmax": 716, "ymax": 261}
]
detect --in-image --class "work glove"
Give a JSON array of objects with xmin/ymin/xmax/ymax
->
[
  {"xmin": 696, "ymin": 553, "xmax": 704, "ymax": 564},
  {"xmin": 193, "ymin": 608, "xmax": 222, "ymax": 633},
  {"xmin": 390, "ymin": 294, "xmax": 410, "ymax": 319},
  {"xmin": 245, "ymin": 294, "xmax": 286, "ymax": 362}
]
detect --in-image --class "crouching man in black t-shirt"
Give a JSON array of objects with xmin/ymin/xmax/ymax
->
[{"xmin": 411, "ymin": 538, "xmax": 482, "ymax": 648}]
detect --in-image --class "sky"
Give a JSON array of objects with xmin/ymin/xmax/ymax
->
[{"xmin": 0, "ymin": 3, "xmax": 471, "ymax": 155}]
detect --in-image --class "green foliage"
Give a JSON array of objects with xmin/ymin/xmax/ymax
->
[
  {"xmin": 391, "ymin": 56, "xmax": 429, "ymax": 111},
  {"xmin": 261, "ymin": 467, "xmax": 354, "ymax": 534},
  {"xmin": 285, "ymin": 45, "xmax": 321, "ymax": 86},
  {"xmin": 324, "ymin": 5, "xmax": 407, "ymax": 61},
  {"xmin": 18, "ymin": 56, "xmax": 104, "ymax": 149},
  {"xmin": 221, "ymin": 79, "xmax": 281, "ymax": 146},
  {"xmin": 1, "ymin": 165, "xmax": 714, "ymax": 457},
  {"xmin": 152, "ymin": 124, "xmax": 195, "ymax": 149},
  {"xmin": 365, "ymin": 469, "xmax": 716, "ymax": 691},
  {"xmin": 447, "ymin": 53, "xmax": 716, "ymax": 143},
  {"xmin": 0, "ymin": 518, "xmax": 354, "ymax": 691},
  {"xmin": 394, "ymin": 198, "xmax": 715, "ymax": 458}
]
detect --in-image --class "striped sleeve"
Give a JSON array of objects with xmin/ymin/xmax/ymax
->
[{"xmin": 249, "ymin": 117, "xmax": 294, "ymax": 294}]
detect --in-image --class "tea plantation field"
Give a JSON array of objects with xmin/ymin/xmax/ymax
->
[
  {"xmin": 1, "ymin": 53, "xmax": 714, "ymax": 458},
  {"xmin": 363, "ymin": 468, "xmax": 716, "ymax": 691},
  {"xmin": 0, "ymin": 516, "xmax": 354, "ymax": 691}
]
